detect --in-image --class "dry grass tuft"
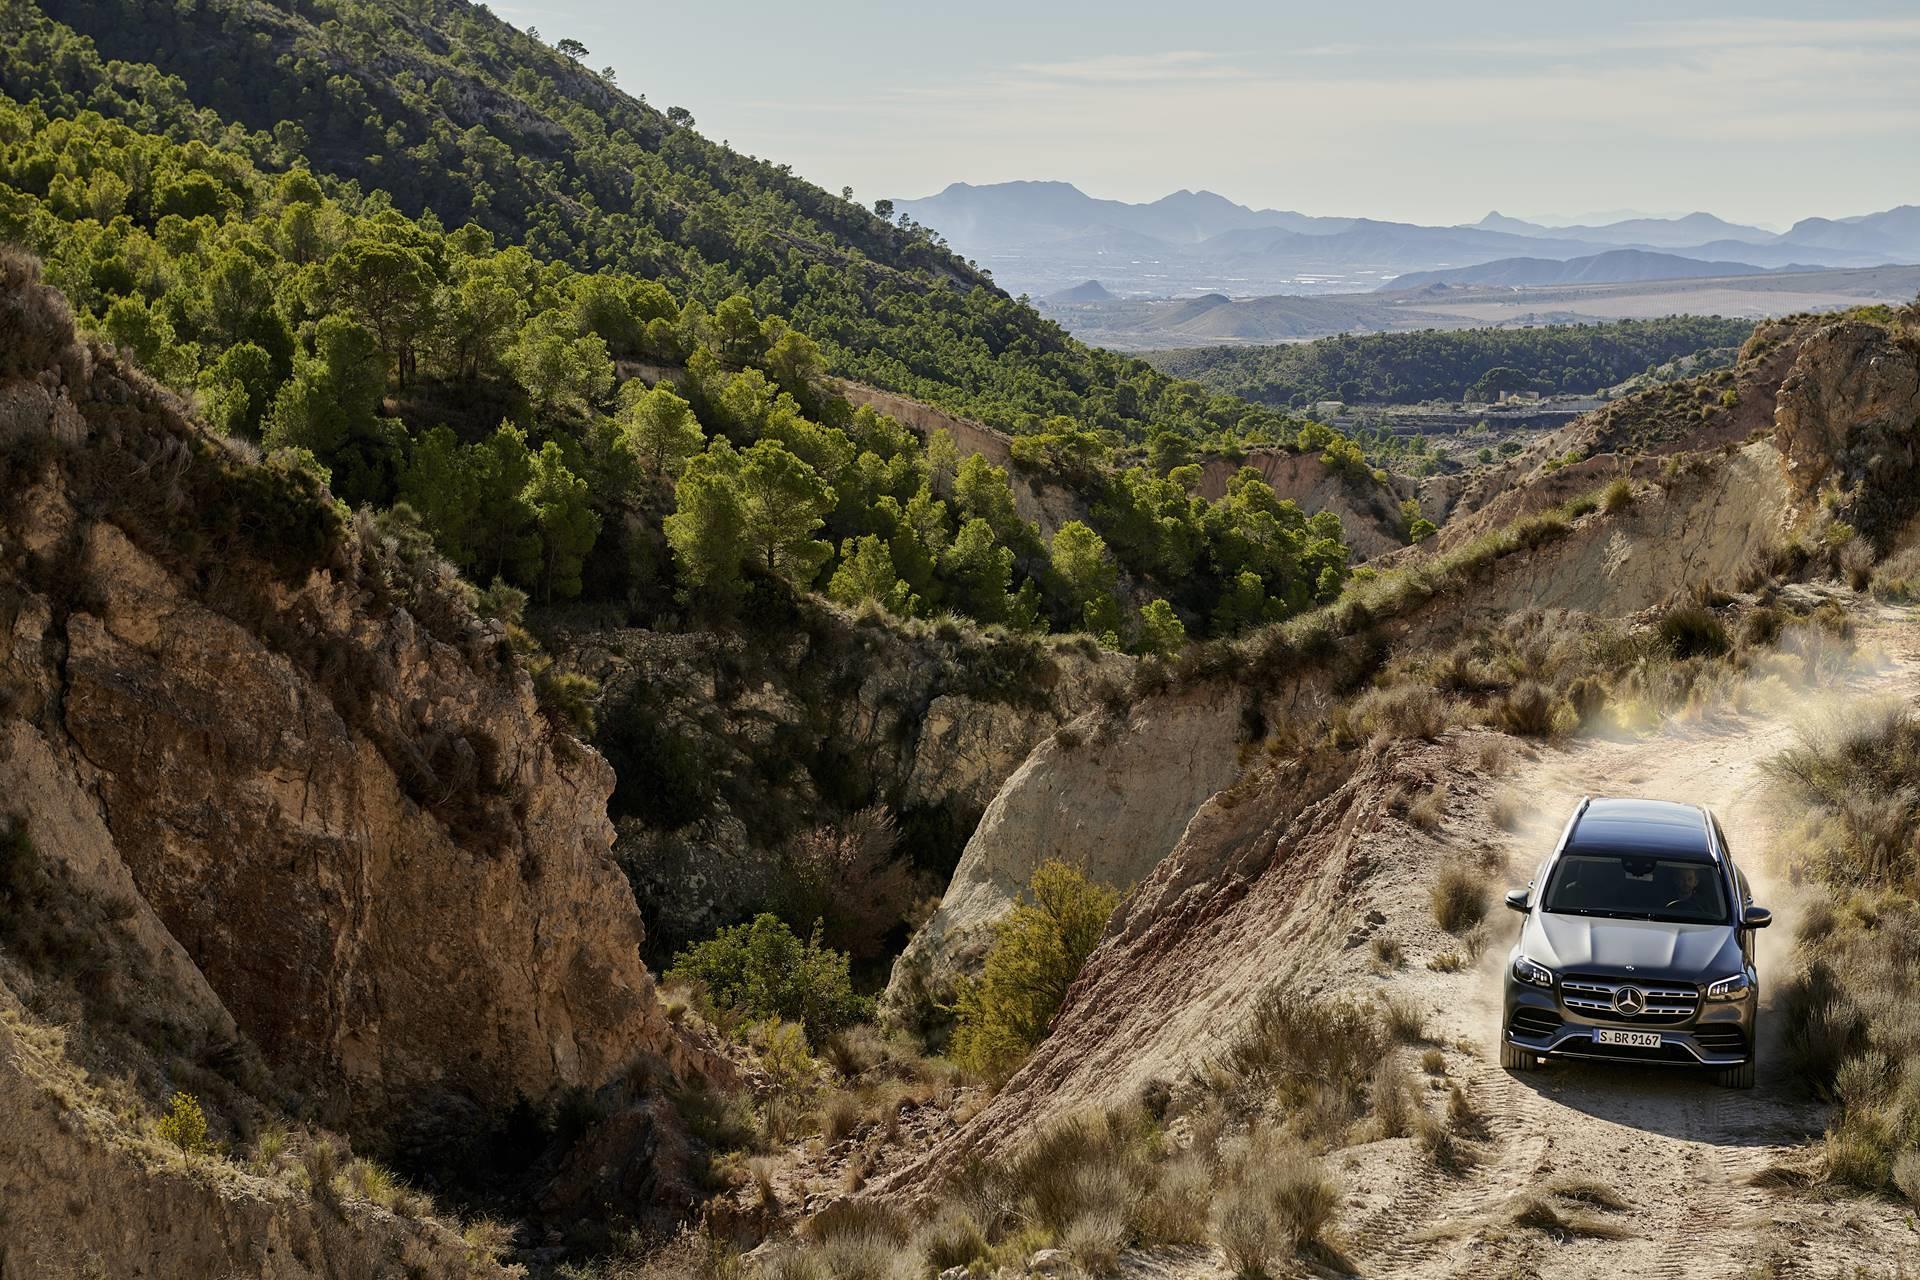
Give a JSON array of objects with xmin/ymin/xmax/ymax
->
[
  {"xmin": 1408, "ymin": 784, "xmax": 1450, "ymax": 832},
  {"xmin": 1429, "ymin": 864, "xmax": 1490, "ymax": 934}
]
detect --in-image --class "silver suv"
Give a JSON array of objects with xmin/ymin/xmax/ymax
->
[{"xmin": 1501, "ymin": 797, "xmax": 1771, "ymax": 1088}]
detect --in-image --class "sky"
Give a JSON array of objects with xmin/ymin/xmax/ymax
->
[{"xmin": 497, "ymin": 1, "xmax": 1920, "ymax": 228}]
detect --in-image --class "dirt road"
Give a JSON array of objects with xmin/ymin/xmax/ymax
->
[{"xmin": 1340, "ymin": 606, "xmax": 1920, "ymax": 1279}]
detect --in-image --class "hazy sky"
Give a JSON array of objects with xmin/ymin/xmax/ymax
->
[{"xmin": 498, "ymin": 1, "xmax": 1919, "ymax": 228}]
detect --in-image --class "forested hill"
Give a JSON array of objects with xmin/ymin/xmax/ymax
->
[
  {"xmin": 16, "ymin": 0, "xmax": 1280, "ymax": 446},
  {"xmin": 1148, "ymin": 317, "xmax": 1757, "ymax": 408},
  {"xmin": 0, "ymin": 0, "xmax": 1371, "ymax": 655}
]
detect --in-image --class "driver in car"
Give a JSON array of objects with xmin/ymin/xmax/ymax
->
[{"xmin": 1667, "ymin": 865, "xmax": 1708, "ymax": 912}]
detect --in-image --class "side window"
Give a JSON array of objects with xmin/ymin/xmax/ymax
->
[{"xmin": 1712, "ymin": 817, "xmax": 1749, "ymax": 903}]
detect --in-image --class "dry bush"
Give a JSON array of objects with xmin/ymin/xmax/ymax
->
[
  {"xmin": 1420, "ymin": 1049, "xmax": 1447, "ymax": 1076},
  {"xmin": 1870, "ymin": 545, "xmax": 1920, "ymax": 602},
  {"xmin": 1004, "ymin": 1107, "xmax": 1157, "ymax": 1237},
  {"xmin": 1490, "ymin": 792, "xmax": 1523, "ymax": 831},
  {"xmin": 1213, "ymin": 1128, "xmax": 1338, "ymax": 1273},
  {"xmin": 1408, "ymin": 784, "xmax": 1449, "ymax": 832},
  {"xmin": 1508, "ymin": 1193, "xmax": 1629, "ymax": 1241},
  {"xmin": 1369, "ymin": 933, "xmax": 1405, "ymax": 971},
  {"xmin": 773, "ymin": 807, "xmax": 920, "ymax": 961},
  {"xmin": 915, "ymin": 1204, "xmax": 989, "ymax": 1271},
  {"xmin": 1381, "ymin": 994, "xmax": 1427, "ymax": 1044},
  {"xmin": 1475, "ymin": 736, "xmax": 1514, "ymax": 775},
  {"xmin": 1063, "ymin": 1204, "xmax": 1127, "ymax": 1276},
  {"xmin": 1657, "ymin": 601, "xmax": 1731, "ymax": 660},
  {"xmin": 747, "ymin": 1156, "xmax": 780, "ymax": 1210},
  {"xmin": 1222, "ymin": 985, "xmax": 1386, "ymax": 1125},
  {"xmin": 1133, "ymin": 1154, "xmax": 1212, "ymax": 1246},
  {"xmin": 1213, "ymin": 1182, "xmax": 1277, "ymax": 1278},
  {"xmin": 820, "ymin": 1091, "xmax": 863, "ymax": 1144},
  {"xmin": 1369, "ymin": 1059, "xmax": 1417, "ymax": 1139},
  {"xmin": 1545, "ymin": 1175, "xmax": 1629, "ymax": 1211},
  {"xmin": 1429, "ymin": 864, "xmax": 1489, "ymax": 934},
  {"xmin": 1493, "ymin": 680, "xmax": 1570, "ymax": 738},
  {"xmin": 1344, "ymin": 683, "xmax": 1451, "ymax": 746},
  {"xmin": 1764, "ymin": 708, "xmax": 1920, "ymax": 1196},
  {"xmin": 1415, "ymin": 1107, "xmax": 1472, "ymax": 1174},
  {"xmin": 1445, "ymin": 1083, "xmax": 1485, "ymax": 1140},
  {"xmin": 1600, "ymin": 476, "xmax": 1634, "ymax": 514},
  {"xmin": 303, "ymin": 1136, "xmax": 341, "ymax": 1208},
  {"xmin": 1425, "ymin": 950, "xmax": 1465, "ymax": 973}
]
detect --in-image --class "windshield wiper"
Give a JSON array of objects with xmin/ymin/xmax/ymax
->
[{"xmin": 1544, "ymin": 908, "xmax": 1641, "ymax": 919}]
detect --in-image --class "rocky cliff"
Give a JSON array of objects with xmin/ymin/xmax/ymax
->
[
  {"xmin": 1773, "ymin": 317, "xmax": 1920, "ymax": 547},
  {"xmin": 563, "ymin": 615, "xmax": 1126, "ymax": 959},
  {"xmin": 0, "ymin": 255, "xmax": 715, "ymax": 1275}
]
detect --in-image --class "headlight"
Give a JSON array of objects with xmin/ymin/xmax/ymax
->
[
  {"xmin": 1513, "ymin": 956, "xmax": 1555, "ymax": 988},
  {"xmin": 1705, "ymin": 972, "xmax": 1751, "ymax": 1001}
]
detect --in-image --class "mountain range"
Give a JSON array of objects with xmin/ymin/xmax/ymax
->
[{"xmin": 895, "ymin": 181, "xmax": 1920, "ymax": 300}]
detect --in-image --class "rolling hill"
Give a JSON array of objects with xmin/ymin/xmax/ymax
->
[{"xmin": 1383, "ymin": 249, "xmax": 1779, "ymax": 291}]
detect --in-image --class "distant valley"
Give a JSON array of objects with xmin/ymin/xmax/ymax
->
[
  {"xmin": 893, "ymin": 181, "xmax": 1920, "ymax": 346},
  {"xmin": 1042, "ymin": 264, "xmax": 1920, "ymax": 350}
]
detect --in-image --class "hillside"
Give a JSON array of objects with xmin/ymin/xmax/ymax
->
[
  {"xmin": 0, "ymin": 252, "xmax": 734, "ymax": 1275},
  {"xmin": 1382, "ymin": 249, "xmax": 1777, "ymax": 291},
  {"xmin": 1147, "ymin": 317, "xmax": 1757, "ymax": 407},
  {"xmin": 11, "ymin": 0, "xmax": 1258, "ymax": 447}
]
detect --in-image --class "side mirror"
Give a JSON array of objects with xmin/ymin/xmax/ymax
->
[
  {"xmin": 1505, "ymin": 889, "xmax": 1531, "ymax": 914},
  {"xmin": 1743, "ymin": 905, "xmax": 1773, "ymax": 929}
]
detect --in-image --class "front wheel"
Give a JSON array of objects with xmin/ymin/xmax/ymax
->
[
  {"xmin": 1500, "ymin": 1039, "xmax": 1537, "ymax": 1071},
  {"xmin": 1717, "ymin": 1059, "xmax": 1755, "ymax": 1089}
]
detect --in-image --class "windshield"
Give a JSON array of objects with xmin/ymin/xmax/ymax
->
[{"xmin": 1542, "ymin": 852, "xmax": 1730, "ymax": 924}]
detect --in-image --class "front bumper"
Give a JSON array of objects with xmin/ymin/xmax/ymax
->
[{"xmin": 1503, "ymin": 972, "xmax": 1754, "ymax": 1067}]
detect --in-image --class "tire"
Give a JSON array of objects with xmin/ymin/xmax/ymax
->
[
  {"xmin": 1717, "ymin": 1059, "xmax": 1755, "ymax": 1089},
  {"xmin": 1500, "ymin": 1038, "xmax": 1536, "ymax": 1071}
]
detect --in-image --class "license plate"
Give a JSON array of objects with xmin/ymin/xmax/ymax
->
[{"xmin": 1596, "ymin": 1029, "xmax": 1661, "ymax": 1049}]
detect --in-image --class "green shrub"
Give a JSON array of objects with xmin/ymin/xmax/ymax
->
[
  {"xmin": 156, "ymin": 1091, "xmax": 209, "ymax": 1156},
  {"xmin": 1600, "ymin": 476, "xmax": 1634, "ymax": 513},
  {"xmin": 950, "ymin": 860, "xmax": 1119, "ymax": 1077},
  {"xmin": 666, "ymin": 914, "xmax": 871, "ymax": 1040}
]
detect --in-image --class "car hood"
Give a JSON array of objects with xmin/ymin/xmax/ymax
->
[{"xmin": 1525, "ymin": 912, "xmax": 1741, "ymax": 978}]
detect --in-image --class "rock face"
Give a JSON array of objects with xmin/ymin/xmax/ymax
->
[
  {"xmin": 566, "ymin": 619, "xmax": 1125, "ymax": 959},
  {"xmin": 0, "ymin": 990, "xmax": 510, "ymax": 1280},
  {"xmin": 885, "ymin": 686, "xmax": 1247, "ymax": 1006},
  {"xmin": 882, "ymin": 739, "xmax": 1468, "ymax": 1186},
  {"xmin": 0, "ymin": 259, "xmax": 716, "ymax": 1124},
  {"xmin": 1773, "ymin": 318, "xmax": 1920, "ymax": 545}
]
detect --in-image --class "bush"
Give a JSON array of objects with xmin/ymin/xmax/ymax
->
[
  {"xmin": 1214, "ymin": 1127, "xmax": 1337, "ymax": 1271},
  {"xmin": 1134, "ymin": 1154, "xmax": 1212, "ymax": 1246},
  {"xmin": 1600, "ymin": 476, "xmax": 1634, "ymax": 513},
  {"xmin": 666, "ymin": 914, "xmax": 871, "ymax": 1041},
  {"xmin": 156, "ymin": 1092, "xmax": 209, "ymax": 1156},
  {"xmin": 1429, "ymin": 864, "xmax": 1489, "ymax": 934},
  {"xmin": 1657, "ymin": 602, "xmax": 1730, "ymax": 660},
  {"xmin": 1343, "ymin": 683, "xmax": 1450, "ymax": 745},
  {"xmin": 773, "ymin": 807, "xmax": 919, "ymax": 961},
  {"xmin": 950, "ymin": 860, "xmax": 1119, "ymax": 1077},
  {"xmin": 916, "ymin": 1204, "xmax": 990, "ymax": 1270},
  {"xmin": 1493, "ymin": 680, "xmax": 1567, "ymax": 738},
  {"xmin": 1222, "ymin": 986, "xmax": 1385, "ymax": 1132}
]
